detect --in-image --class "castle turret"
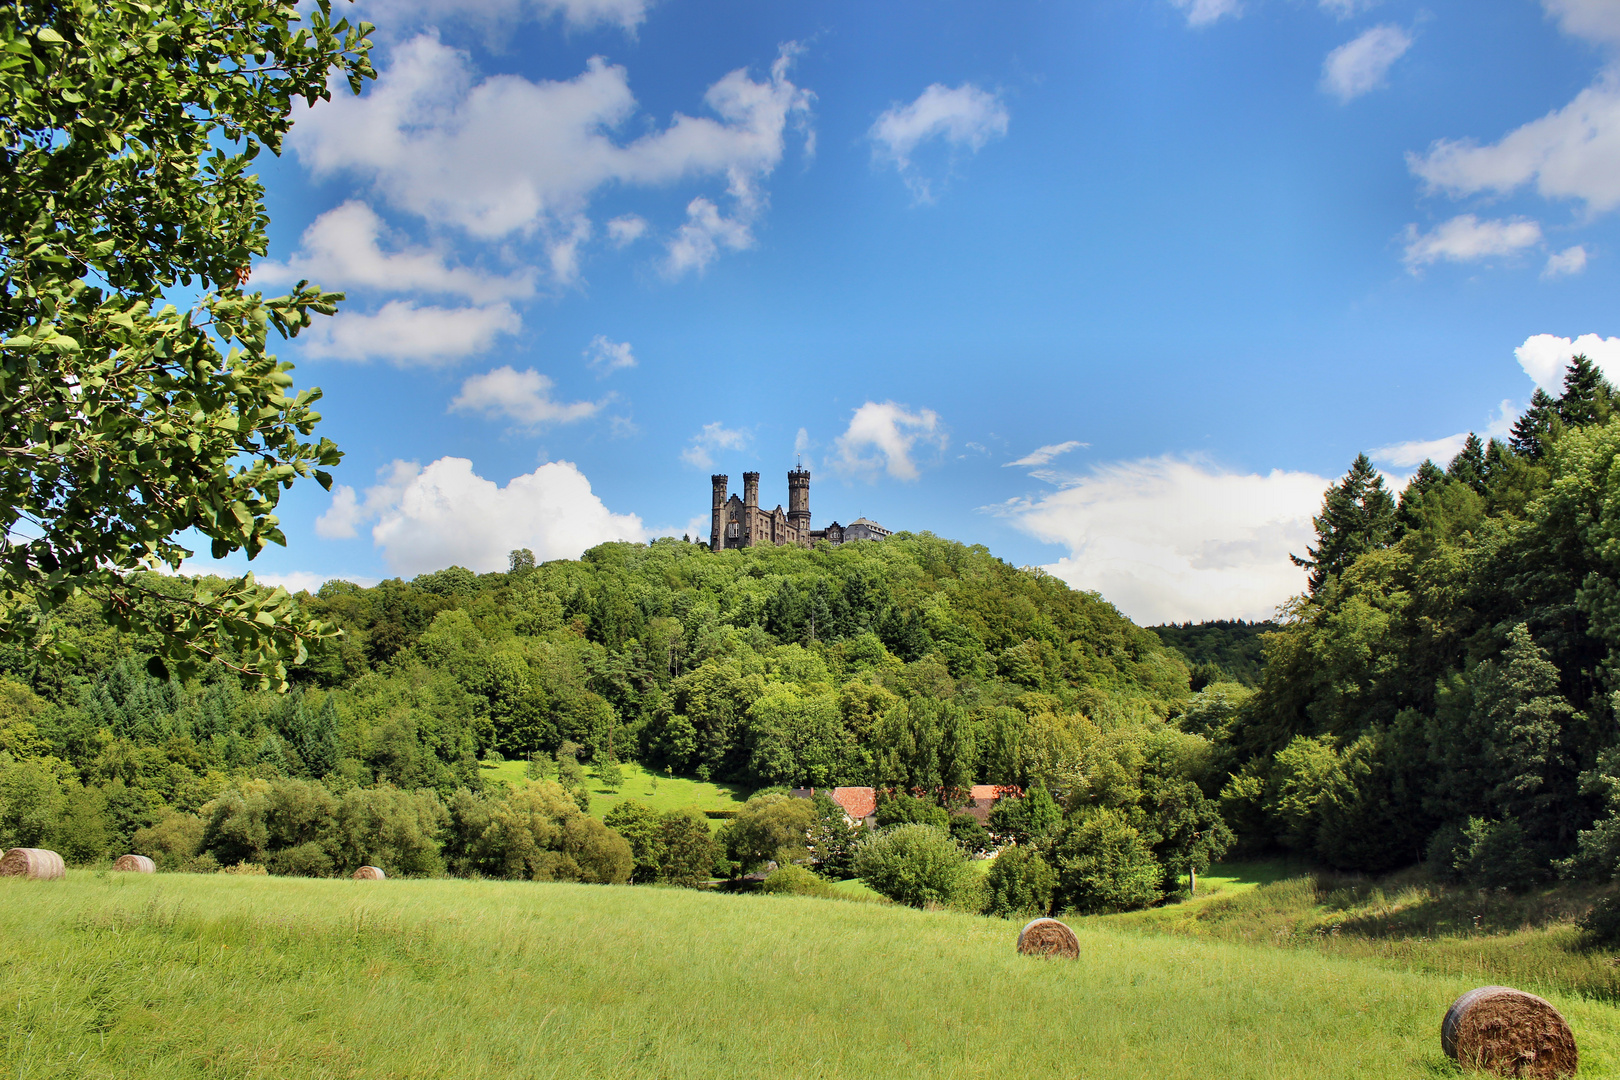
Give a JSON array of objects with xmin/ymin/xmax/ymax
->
[
  {"xmin": 710, "ymin": 474, "xmax": 729, "ymax": 550},
  {"xmin": 742, "ymin": 472, "xmax": 760, "ymax": 509},
  {"xmin": 788, "ymin": 467, "xmax": 810, "ymax": 536}
]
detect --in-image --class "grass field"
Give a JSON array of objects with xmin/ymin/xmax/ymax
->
[
  {"xmin": 1107, "ymin": 860, "xmax": 1620, "ymax": 1001},
  {"xmin": 478, "ymin": 759, "xmax": 752, "ymax": 828},
  {"xmin": 8, "ymin": 870, "xmax": 1620, "ymax": 1078}
]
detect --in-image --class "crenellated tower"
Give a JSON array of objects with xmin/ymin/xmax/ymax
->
[
  {"xmin": 787, "ymin": 467, "xmax": 810, "ymax": 537},
  {"xmin": 710, "ymin": 474, "xmax": 729, "ymax": 550}
]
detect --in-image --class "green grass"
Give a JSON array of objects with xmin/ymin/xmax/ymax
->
[
  {"xmin": 1106, "ymin": 862, "xmax": 1620, "ymax": 1001},
  {"xmin": 8, "ymin": 871, "xmax": 1620, "ymax": 1078},
  {"xmin": 478, "ymin": 760, "xmax": 752, "ymax": 828}
]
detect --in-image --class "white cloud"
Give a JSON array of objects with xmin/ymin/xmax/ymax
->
[
  {"xmin": 607, "ymin": 214, "xmax": 648, "ymax": 247},
  {"xmin": 1371, "ymin": 401, "xmax": 1519, "ymax": 468},
  {"xmin": 359, "ymin": 0, "xmax": 654, "ymax": 33},
  {"xmin": 1169, "ymin": 0, "xmax": 1243, "ymax": 27},
  {"xmin": 870, "ymin": 83, "xmax": 1008, "ymax": 201},
  {"xmin": 665, "ymin": 195, "xmax": 755, "ymax": 276},
  {"xmin": 1401, "ymin": 214, "xmax": 1543, "ymax": 269},
  {"xmin": 450, "ymin": 366, "xmax": 605, "ymax": 428},
  {"xmin": 1006, "ymin": 441, "xmax": 1087, "ymax": 468},
  {"xmin": 998, "ymin": 456, "xmax": 1328, "ymax": 624},
  {"xmin": 329, "ymin": 457, "xmax": 646, "ymax": 575},
  {"xmin": 833, "ymin": 401, "xmax": 946, "ymax": 482},
  {"xmin": 1515, "ymin": 333, "xmax": 1620, "ymax": 393},
  {"xmin": 680, "ymin": 422, "xmax": 751, "ymax": 469},
  {"xmin": 1543, "ymin": 0, "xmax": 1620, "ymax": 46},
  {"xmin": 1319, "ymin": 0, "xmax": 1380, "ymax": 17},
  {"xmin": 1408, "ymin": 81, "xmax": 1620, "ymax": 214},
  {"xmin": 291, "ymin": 36, "xmax": 812, "ymax": 283},
  {"xmin": 252, "ymin": 201, "xmax": 534, "ymax": 302},
  {"xmin": 585, "ymin": 335, "xmax": 636, "ymax": 373},
  {"xmin": 1545, "ymin": 244, "xmax": 1590, "ymax": 277},
  {"xmin": 317, "ymin": 460, "xmax": 421, "ymax": 539},
  {"xmin": 297, "ymin": 300, "xmax": 520, "ymax": 365},
  {"xmin": 1321, "ymin": 25, "xmax": 1413, "ymax": 102}
]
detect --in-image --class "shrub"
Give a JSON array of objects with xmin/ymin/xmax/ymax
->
[
  {"xmin": 947, "ymin": 813, "xmax": 992, "ymax": 855},
  {"xmin": 988, "ymin": 787, "xmax": 1062, "ymax": 845},
  {"xmin": 760, "ymin": 864, "xmax": 839, "ymax": 898},
  {"xmin": 875, "ymin": 792, "xmax": 948, "ymax": 830},
  {"xmin": 133, "ymin": 811, "xmax": 206, "ymax": 872},
  {"xmin": 717, "ymin": 793, "xmax": 814, "ymax": 874},
  {"xmin": 853, "ymin": 823, "xmax": 969, "ymax": 908},
  {"xmin": 1048, "ymin": 809, "xmax": 1162, "ymax": 914},
  {"xmin": 984, "ymin": 845, "xmax": 1056, "ymax": 918},
  {"xmin": 1455, "ymin": 817, "xmax": 1545, "ymax": 891},
  {"xmin": 1581, "ymin": 896, "xmax": 1620, "ymax": 946},
  {"xmin": 331, "ymin": 785, "xmax": 448, "ymax": 877},
  {"xmin": 658, "ymin": 807, "xmax": 717, "ymax": 888}
]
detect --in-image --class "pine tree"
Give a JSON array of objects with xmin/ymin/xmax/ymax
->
[
  {"xmin": 1510, "ymin": 388, "xmax": 1557, "ymax": 459},
  {"xmin": 1558, "ymin": 354, "xmax": 1614, "ymax": 428},
  {"xmin": 1290, "ymin": 453, "xmax": 1398, "ymax": 594},
  {"xmin": 1447, "ymin": 433, "xmax": 1487, "ymax": 496}
]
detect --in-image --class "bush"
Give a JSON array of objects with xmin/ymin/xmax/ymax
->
[
  {"xmin": 984, "ymin": 845, "xmax": 1056, "ymax": 918},
  {"xmin": 658, "ymin": 808, "xmax": 717, "ymax": 887},
  {"xmin": 853, "ymin": 823, "xmax": 969, "ymax": 908},
  {"xmin": 1049, "ymin": 809, "xmax": 1163, "ymax": 914},
  {"xmin": 133, "ymin": 811, "xmax": 206, "ymax": 872},
  {"xmin": 1455, "ymin": 817, "xmax": 1545, "ymax": 891},
  {"xmin": 1581, "ymin": 896, "xmax": 1620, "ymax": 946},
  {"xmin": 987, "ymin": 787, "xmax": 1062, "ymax": 845},
  {"xmin": 760, "ymin": 863, "xmax": 840, "ymax": 898},
  {"xmin": 947, "ymin": 813, "xmax": 992, "ymax": 855},
  {"xmin": 875, "ymin": 792, "xmax": 948, "ymax": 830},
  {"xmin": 717, "ymin": 793, "xmax": 814, "ymax": 874}
]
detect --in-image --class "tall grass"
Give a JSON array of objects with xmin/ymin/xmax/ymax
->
[{"xmin": 6, "ymin": 871, "xmax": 1620, "ymax": 1077}]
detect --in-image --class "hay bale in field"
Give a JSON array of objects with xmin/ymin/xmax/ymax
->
[
  {"xmin": 352, "ymin": 865, "xmax": 386, "ymax": 880},
  {"xmin": 0, "ymin": 848, "xmax": 65, "ymax": 880},
  {"xmin": 113, "ymin": 854, "xmax": 155, "ymax": 873},
  {"xmin": 1442, "ymin": 985, "xmax": 1578, "ymax": 1078},
  {"xmin": 1016, "ymin": 917, "xmax": 1079, "ymax": 959}
]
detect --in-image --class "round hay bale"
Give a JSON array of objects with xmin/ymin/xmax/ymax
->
[
  {"xmin": 1017, "ymin": 917, "xmax": 1079, "ymax": 959},
  {"xmin": 113, "ymin": 854, "xmax": 155, "ymax": 873},
  {"xmin": 0, "ymin": 848, "xmax": 65, "ymax": 880},
  {"xmin": 1442, "ymin": 985, "xmax": 1578, "ymax": 1078},
  {"xmin": 352, "ymin": 865, "xmax": 386, "ymax": 880}
]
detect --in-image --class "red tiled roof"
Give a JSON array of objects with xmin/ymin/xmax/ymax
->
[
  {"xmin": 970, "ymin": 785, "xmax": 1001, "ymax": 803},
  {"xmin": 832, "ymin": 787, "xmax": 876, "ymax": 820}
]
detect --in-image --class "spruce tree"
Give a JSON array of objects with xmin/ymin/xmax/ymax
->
[
  {"xmin": 1557, "ymin": 354, "xmax": 1614, "ymax": 429},
  {"xmin": 1446, "ymin": 434, "xmax": 1487, "ymax": 495},
  {"xmin": 1510, "ymin": 388, "xmax": 1557, "ymax": 459},
  {"xmin": 1290, "ymin": 453, "xmax": 1397, "ymax": 594},
  {"xmin": 1395, "ymin": 459, "xmax": 1446, "ymax": 533}
]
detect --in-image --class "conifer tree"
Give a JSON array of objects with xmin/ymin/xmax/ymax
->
[
  {"xmin": 1447, "ymin": 433, "xmax": 1487, "ymax": 496},
  {"xmin": 1290, "ymin": 454, "xmax": 1397, "ymax": 594},
  {"xmin": 1557, "ymin": 354, "xmax": 1614, "ymax": 429},
  {"xmin": 1510, "ymin": 388, "xmax": 1558, "ymax": 459}
]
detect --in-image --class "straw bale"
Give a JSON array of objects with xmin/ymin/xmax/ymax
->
[
  {"xmin": 1016, "ymin": 917, "xmax": 1079, "ymax": 959},
  {"xmin": 113, "ymin": 854, "xmax": 156, "ymax": 873},
  {"xmin": 352, "ymin": 865, "xmax": 387, "ymax": 880},
  {"xmin": 0, "ymin": 848, "xmax": 65, "ymax": 880},
  {"xmin": 1442, "ymin": 985, "xmax": 1578, "ymax": 1078}
]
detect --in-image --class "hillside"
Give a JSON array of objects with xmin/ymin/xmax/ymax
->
[{"xmin": 10, "ymin": 871, "xmax": 1620, "ymax": 1079}]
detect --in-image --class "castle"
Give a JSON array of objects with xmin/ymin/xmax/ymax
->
[{"xmin": 709, "ymin": 469, "xmax": 891, "ymax": 550}]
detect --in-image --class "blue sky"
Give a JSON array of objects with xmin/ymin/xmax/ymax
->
[{"xmin": 197, "ymin": 0, "xmax": 1620, "ymax": 623}]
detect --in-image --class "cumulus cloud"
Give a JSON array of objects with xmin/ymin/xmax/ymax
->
[
  {"xmin": 680, "ymin": 422, "xmax": 750, "ymax": 469},
  {"xmin": 1169, "ymin": 0, "xmax": 1243, "ymax": 27},
  {"xmin": 322, "ymin": 457, "xmax": 646, "ymax": 574},
  {"xmin": 450, "ymin": 367, "xmax": 605, "ymax": 428},
  {"xmin": 1371, "ymin": 402, "xmax": 1517, "ymax": 469},
  {"xmin": 1543, "ymin": 0, "xmax": 1620, "ymax": 47},
  {"xmin": 833, "ymin": 401, "xmax": 946, "ymax": 482},
  {"xmin": 297, "ymin": 300, "xmax": 520, "ymax": 365},
  {"xmin": 252, "ymin": 201, "xmax": 534, "ymax": 302},
  {"xmin": 1515, "ymin": 333, "xmax": 1620, "ymax": 393},
  {"xmin": 870, "ymin": 83, "xmax": 1008, "ymax": 201},
  {"xmin": 1321, "ymin": 25, "xmax": 1413, "ymax": 102},
  {"xmin": 585, "ymin": 335, "xmax": 636, "ymax": 373},
  {"xmin": 1006, "ymin": 441, "xmax": 1087, "ymax": 468},
  {"xmin": 291, "ymin": 36, "xmax": 812, "ymax": 284},
  {"xmin": 665, "ymin": 195, "xmax": 755, "ymax": 276},
  {"xmin": 998, "ymin": 456, "xmax": 1328, "ymax": 624},
  {"xmin": 359, "ymin": 0, "xmax": 654, "ymax": 33},
  {"xmin": 1545, "ymin": 244, "xmax": 1590, "ymax": 277},
  {"xmin": 1401, "ymin": 214, "xmax": 1543, "ymax": 269},
  {"xmin": 316, "ymin": 460, "xmax": 421, "ymax": 539}
]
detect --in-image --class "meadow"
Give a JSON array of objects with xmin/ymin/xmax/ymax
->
[
  {"xmin": 8, "ymin": 871, "xmax": 1620, "ymax": 1079},
  {"xmin": 479, "ymin": 759, "xmax": 751, "ymax": 829}
]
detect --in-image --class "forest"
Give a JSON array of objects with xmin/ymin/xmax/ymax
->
[{"xmin": 6, "ymin": 357, "xmax": 1620, "ymax": 910}]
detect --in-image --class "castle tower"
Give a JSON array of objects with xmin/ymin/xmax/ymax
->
[
  {"xmin": 787, "ymin": 467, "xmax": 810, "ymax": 537},
  {"xmin": 741, "ymin": 472, "xmax": 761, "ymax": 547},
  {"xmin": 710, "ymin": 474, "xmax": 728, "ymax": 550},
  {"xmin": 742, "ymin": 471, "xmax": 760, "ymax": 508}
]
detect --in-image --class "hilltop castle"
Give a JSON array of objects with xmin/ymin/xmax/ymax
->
[{"xmin": 709, "ymin": 469, "xmax": 891, "ymax": 550}]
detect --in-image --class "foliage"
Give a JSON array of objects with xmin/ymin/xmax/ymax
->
[
  {"xmin": 947, "ymin": 812, "xmax": 992, "ymax": 855},
  {"xmin": 759, "ymin": 863, "xmax": 840, "ymax": 898},
  {"xmin": 983, "ymin": 845, "xmax": 1056, "ymax": 918},
  {"xmin": 717, "ymin": 792, "xmax": 814, "ymax": 875},
  {"xmin": 1150, "ymin": 621, "xmax": 1275, "ymax": 688},
  {"xmin": 1048, "ymin": 809, "xmax": 1163, "ymax": 914},
  {"xmin": 852, "ymin": 822, "xmax": 969, "ymax": 908},
  {"xmin": 874, "ymin": 790, "xmax": 948, "ymax": 829},
  {"xmin": 0, "ymin": 0, "xmax": 374, "ymax": 686},
  {"xmin": 807, "ymin": 791, "xmax": 862, "ymax": 879}
]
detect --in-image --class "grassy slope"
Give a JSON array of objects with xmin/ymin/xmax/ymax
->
[
  {"xmin": 478, "ymin": 760, "xmax": 752, "ymax": 829},
  {"xmin": 1107, "ymin": 861, "xmax": 1620, "ymax": 1001},
  {"xmin": 8, "ymin": 872, "xmax": 1620, "ymax": 1079}
]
